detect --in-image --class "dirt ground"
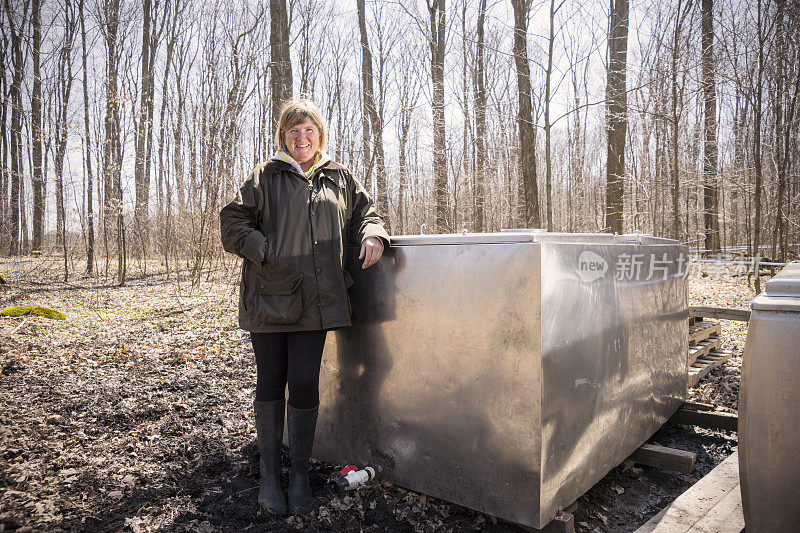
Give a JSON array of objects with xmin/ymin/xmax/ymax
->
[{"xmin": 0, "ymin": 258, "xmax": 757, "ymax": 532}]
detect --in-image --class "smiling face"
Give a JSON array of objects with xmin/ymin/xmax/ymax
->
[{"xmin": 283, "ymin": 120, "xmax": 320, "ymax": 171}]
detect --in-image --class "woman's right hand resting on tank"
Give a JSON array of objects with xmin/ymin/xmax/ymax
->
[{"xmin": 359, "ymin": 237, "xmax": 384, "ymax": 269}]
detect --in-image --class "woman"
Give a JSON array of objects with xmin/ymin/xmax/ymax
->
[{"xmin": 220, "ymin": 99, "xmax": 389, "ymax": 514}]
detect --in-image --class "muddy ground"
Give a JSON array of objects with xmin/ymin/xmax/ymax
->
[{"xmin": 0, "ymin": 259, "xmax": 755, "ymax": 532}]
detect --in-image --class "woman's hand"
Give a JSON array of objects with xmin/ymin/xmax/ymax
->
[{"xmin": 359, "ymin": 237, "xmax": 384, "ymax": 269}]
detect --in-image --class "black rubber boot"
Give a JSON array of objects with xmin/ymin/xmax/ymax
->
[
  {"xmin": 287, "ymin": 403, "xmax": 318, "ymax": 513},
  {"xmin": 254, "ymin": 400, "xmax": 287, "ymax": 514}
]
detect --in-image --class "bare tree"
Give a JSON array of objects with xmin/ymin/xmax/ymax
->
[
  {"xmin": 0, "ymin": 20, "xmax": 8, "ymax": 253},
  {"xmin": 270, "ymin": 0, "xmax": 292, "ymax": 127},
  {"xmin": 4, "ymin": 0, "xmax": 28, "ymax": 255},
  {"xmin": 511, "ymin": 0, "xmax": 540, "ymax": 228},
  {"xmin": 357, "ymin": 0, "xmax": 390, "ymax": 232},
  {"xmin": 752, "ymin": 0, "xmax": 767, "ymax": 293},
  {"xmin": 564, "ymin": 24, "xmax": 591, "ymax": 233},
  {"xmin": 668, "ymin": 0, "xmax": 690, "ymax": 240},
  {"xmin": 31, "ymin": 0, "xmax": 44, "ymax": 251},
  {"xmin": 544, "ymin": 0, "xmax": 565, "ymax": 232},
  {"xmin": 293, "ymin": 0, "xmax": 326, "ymax": 96},
  {"xmin": 155, "ymin": 0, "xmax": 183, "ymax": 270},
  {"xmin": 770, "ymin": 0, "xmax": 799, "ymax": 262},
  {"xmin": 98, "ymin": 0, "xmax": 125, "ymax": 282},
  {"xmin": 133, "ymin": 0, "xmax": 166, "ymax": 257},
  {"xmin": 53, "ymin": 0, "xmax": 77, "ymax": 279},
  {"xmin": 171, "ymin": 17, "xmax": 194, "ymax": 216},
  {"xmin": 605, "ymin": 0, "xmax": 628, "ymax": 235},
  {"xmin": 428, "ymin": 0, "xmax": 447, "ymax": 231},
  {"xmin": 394, "ymin": 34, "xmax": 422, "ymax": 235},
  {"xmin": 701, "ymin": 0, "xmax": 720, "ymax": 251},
  {"xmin": 472, "ymin": 0, "xmax": 487, "ymax": 232},
  {"xmin": 79, "ymin": 0, "xmax": 94, "ymax": 273}
]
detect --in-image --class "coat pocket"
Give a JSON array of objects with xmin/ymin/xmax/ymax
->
[
  {"xmin": 343, "ymin": 269, "xmax": 355, "ymax": 289},
  {"xmin": 253, "ymin": 271, "xmax": 304, "ymax": 324}
]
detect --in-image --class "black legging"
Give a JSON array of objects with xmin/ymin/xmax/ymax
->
[{"xmin": 251, "ymin": 330, "xmax": 328, "ymax": 409}]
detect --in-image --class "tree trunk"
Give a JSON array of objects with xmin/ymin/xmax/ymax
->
[
  {"xmin": 174, "ymin": 68, "xmax": 186, "ymax": 214},
  {"xmin": 4, "ymin": 0, "xmax": 28, "ymax": 255},
  {"xmin": 0, "ymin": 31, "xmax": 8, "ymax": 254},
  {"xmin": 473, "ymin": 0, "xmax": 487, "ymax": 232},
  {"xmin": 101, "ymin": 0, "xmax": 124, "ymax": 283},
  {"xmin": 753, "ymin": 0, "xmax": 766, "ymax": 294},
  {"xmin": 779, "ymin": 20, "xmax": 800, "ymax": 261},
  {"xmin": 55, "ymin": 0, "xmax": 76, "ymax": 280},
  {"xmin": 544, "ymin": 0, "xmax": 562, "ymax": 231},
  {"xmin": 511, "ymin": 0, "xmax": 541, "ymax": 228},
  {"xmin": 358, "ymin": 0, "xmax": 372, "ymax": 194},
  {"xmin": 20, "ymin": 165, "xmax": 28, "ymax": 251},
  {"xmin": 357, "ymin": 0, "xmax": 390, "ymax": 232},
  {"xmin": 80, "ymin": 0, "xmax": 94, "ymax": 274},
  {"xmin": 428, "ymin": 0, "xmax": 447, "ymax": 231},
  {"xmin": 270, "ymin": 0, "xmax": 293, "ymax": 128},
  {"xmin": 31, "ymin": 0, "xmax": 44, "ymax": 251},
  {"xmin": 398, "ymin": 119, "xmax": 408, "ymax": 235},
  {"xmin": 733, "ymin": 91, "xmax": 748, "ymax": 252},
  {"xmin": 701, "ymin": 0, "xmax": 720, "ymax": 251},
  {"xmin": 395, "ymin": 38, "xmax": 421, "ymax": 236},
  {"xmin": 133, "ymin": 0, "xmax": 156, "ymax": 256},
  {"xmin": 605, "ymin": 0, "xmax": 628, "ymax": 235},
  {"xmin": 460, "ymin": 0, "xmax": 470, "ymax": 230},
  {"xmin": 157, "ymin": 1, "xmax": 179, "ymax": 267},
  {"xmin": 771, "ymin": 0, "xmax": 796, "ymax": 262},
  {"xmin": 669, "ymin": 1, "xmax": 687, "ymax": 240}
]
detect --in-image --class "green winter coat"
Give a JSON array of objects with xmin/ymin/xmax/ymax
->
[{"xmin": 220, "ymin": 158, "xmax": 389, "ymax": 332}]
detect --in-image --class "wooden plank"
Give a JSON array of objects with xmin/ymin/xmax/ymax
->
[
  {"xmin": 670, "ymin": 408, "xmax": 738, "ymax": 432},
  {"xmin": 689, "ymin": 322, "xmax": 722, "ymax": 344},
  {"xmin": 688, "ymin": 336, "xmax": 721, "ymax": 366},
  {"xmin": 689, "ymin": 306, "xmax": 750, "ymax": 322},
  {"xmin": 630, "ymin": 443, "xmax": 696, "ymax": 474},
  {"xmin": 692, "ymin": 481, "xmax": 745, "ymax": 533},
  {"xmin": 635, "ymin": 451, "xmax": 742, "ymax": 533},
  {"xmin": 689, "ymin": 350, "xmax": 733, "ymax": 388}
]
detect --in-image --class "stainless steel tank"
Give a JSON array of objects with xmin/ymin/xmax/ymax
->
[
  {"xmin": 316, "ymin": 232, "xmax": 688, "ymax": 529},
  {"xmin": 739, "ymin": 261, "xmax": 800, "ymax": 532}
]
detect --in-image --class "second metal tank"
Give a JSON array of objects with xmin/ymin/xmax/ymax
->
[{"xmin": 739, "ymin": 262, "xmax": 800, "ymax": 532}]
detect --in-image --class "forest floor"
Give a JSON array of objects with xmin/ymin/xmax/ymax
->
[{"xmin": 0, "ymin": 257, "xmax": 759, "ymax": 533}]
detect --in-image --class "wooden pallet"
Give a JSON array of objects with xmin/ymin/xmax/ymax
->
[
  {"xmin": 688, "ymin": 336, "xmax": 720, "ymax": 366},
  {"xmin": 635, "ymin": 451, "xmax": 744, "ymax": 533},
  {"xmin": 689, "ymin": 321, "xmax": 721, "ymax": 344},
  {"xmin": 689, "ymin": 350, "xmax": 733, "ymax": 388}
]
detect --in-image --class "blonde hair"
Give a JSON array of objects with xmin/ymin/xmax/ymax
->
[{"xmin": 274, "ymin": 99, "xmax": 328, "ymax": 154}]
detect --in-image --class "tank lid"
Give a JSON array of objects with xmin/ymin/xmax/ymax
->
[
  {"xmin": 391, "ymin": 232, "xmax": 536, "ymax": 246},
  {"xmin": 751, "ymin": 262, "xmax": 800, "ymax": 311},
  {"xmin": 391, "ymin": 231, "xmax": 682, "ymax": 246}
]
